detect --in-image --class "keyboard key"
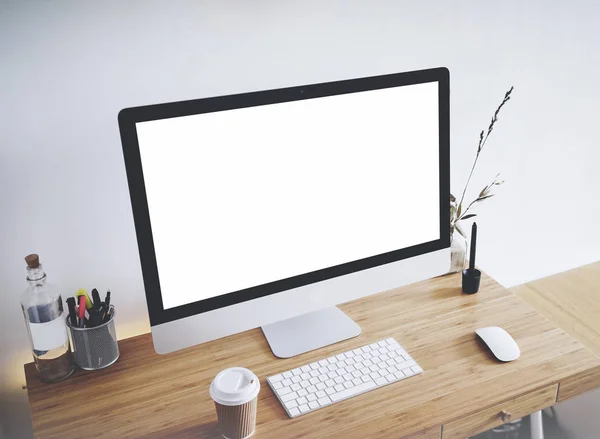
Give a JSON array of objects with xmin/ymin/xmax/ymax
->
[
  {"xmin": 361, "ymin": 375, "xmax": 372, "ymax": 383},
  {"xmin": 386, "ymin": 374, "xmax": 396, "ymax": 383},
  {"xmin": 343, "ymin": 374, "xmax": 353, "ymax": 381},
  {"xmin": 360, "ymin": 367, "xmax": 370, "ymax": 375},
  {"xmin": 352, "ymin": 370, "xmax": 362, "ymax": 378},
  {"xmin": 337, "ymin": 367, "xmax": 347, "ymax": 375},
  {"xmin": 309, "ymin": 401, "xmax": 319, "ymax": 409},
  {"xmin": 325, "ymin": 387, "xmax": 336, "ymax": 395},
  {"xmin": 363, "ymin": 360, "xmax": 373, "ymax": 367},
  {"xmin": 285, "ymin": 400, "xmax": 298, "ymax": 409},
  {"xmin": 283, "ymin": 371, "xmax": 293, "ymax": 379},
  {"xmin": 326, "ymin": 357, "xmax": 337, "ymax": 364},
  {"xmin": 318, "ymin": 367, "xmax": 328, "ymax": 374},
  {"xmin": 292, "ymin": 376, "xmax": 301, "ymax": 383},
  {"xmin": 278, "ymin": 386, "xmax": 292, "ymax": 396},
  {"xmin": 363, "ymin": 352, "xmax": 373, "ymax": 359},
  {"xmin": 346, "ymin": 350, "xmax": 355, "ymax": 357},
  {"xmin": 352, "ymin": 348, "xmax": 363, "ymax": 355},
  {"xmin": 298, "ymin": 389, "xmax": 308, "ymax": 396},
  {"xmin": 378, "ymin": 362, "xmax": 387, "ymax": 370},
  {"xmin": 369, "ymin": 365, "xmax": 379, "ymax": 372},
  {"xmin": 325, "ymin": 379, "xmax": 336, "ymax": 387},
  {"xmin": 389, "ymin": 351, "xmax": 398, "ymax": 358},
  {"xmin": 327, "ymin": 364, "xmax": 337, "ymax": 371},
  {"xmin": 310, "ymin": 370, "xmax": 320, "ymax": 377},
  {"xmin": 343, "ymin": 381, "xmax": 353, "ymax": 389},
  {"xmin": 412, "ymin": 365, "xmax": 423, "ymax": 374},
  {"xmin": 375, "ymin": 377, "xmax": 387, "ymax": 385},
  {"xmin": 369, "ymin": 343, "xmax": 379, "ymax": 350},
  {"xmin": 378, "ymin": 340, "xmax": 388, "ymax": 347},
  {"xmin": 395, "ymin": 359, "xmax": 417, "ymax": 370},
  {"xmin": 301, "ymin": 373, "xmax": 310, "ymax": 380},
  {"xmin": 346, "ymin": 365, "xmax": 356, "ymax": 373},
  {"xmin": 346, "ymin": 357, "xmax": 356, "ymax": 365},
  {"xmin": 316, "ymin": 390, "xmax": 326, "ymax": 398},
  {"xmin": 270, "ymin": 374, "xmax": 283, "ymax": 383},
  {"xmin": 334, "ymin": 384, "xmax": 345, "ymax": 392},
  {"xmin": 402, "ymin": 368, "xmax": 413, "ymax": 376},
  {"xmin": 380, "ymin": 354, "xmax": 390, "ymax": 361},
  {"xmin": 297, "ymin": 396, "xmax": 308, "ymax": 405},
  {"xmin": 316, "ymin": 382, "xmax": 327, "ymax": 390},
  {"xmin": 386, "ymin": 359, "xmax": 395, "ymax": 366},
  {"xmin": 363, "ymin": 345, "xmax": 372, "ymax": 352},
  {"xmin": 281, "ymin": 392, "xmax": 298, "ymax": 402},
  {"xmin": 388, "ymin": 366, "xmax": 398, "ymax": 374},
  {"xmin": 319, "ymin": 360, "xmax": 329, "ymax": 367},
  {"xmin": 370, "ymin": 372, "xmax": 381, "ymax": 379},
  {"xmin": 334, "ymin": 377, "xmax": 344, "ymax": 384},
  {"xmin": 307, "ymin": 385, "xmax": 317, "ymax": 393},
  {"xmin": 301, "ymin": 365, "xmax": 311, "ymax": 373},
  {"xmin": 330, "ymin": 381, "xmax": 376, "ymax": 402},
  {"xmin": 309, "ymin": 362, "xmax": 319, "ymax": 370},
  {"xmin": 282, "ymin": 378, "xmax": 292, "ymax": 386},
  {"xmin": 292, "ymin": 368, "xmax": 302, "ymax": 376},
  {"xmin": 336, "ymin": 353, "xmax": 347, "ymax": 361},
  {"xmin": 291, "ymin": 384, "xmax": 301, "ymax": 391},
  {"xmin": 385, "ymin": 337, "xmax": 395, "ymax": 345},
  {"xmin": 289, "ymin": 407, "xmax": 300, "ymax": 417},
  {"xmin": 318, "ymin": 397, "xmax": 332, "ymax": 406},
  {"xmin": 352, "ymin": 378, "xmax": 362, "ymax": 386},
  {"xmin": 307, "ymin": 394, "xmax": 317, "ymax": 402},
  {"xmin": 327, "ymin": 371, "xmax": 338, "ymax": 379},
  {"xmin": 355, "ymin": 354, "xmax": 364, "ymax": 362},
  {"xmin": 299, "ymin": 404, "xmax": 310, "ymax": 413},
  {"xmin": 309, "ymin": 377, "xmax": 319, "ymax": 385},
  {"xmin": 318, "ymin": 375, "xmax": 328, "ymax": 382},
  {"xmin": 273, "ymin": 381, "xmax": 283, "ymax": 390},
  {"xmin": 300, "ymin": 380, "xmax": 310, "ymax": 388}
]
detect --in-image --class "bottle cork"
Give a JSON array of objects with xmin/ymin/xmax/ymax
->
[{"xmin": 25, "ymin": 254, "xmax": 40, "ymax": 269}]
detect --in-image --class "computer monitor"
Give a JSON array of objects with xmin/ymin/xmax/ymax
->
[{"xmin": 119, "ymin": 67, "xmax": 450, "ymax": 356}]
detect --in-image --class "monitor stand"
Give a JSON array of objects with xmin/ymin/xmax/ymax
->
[{"xmin": 261, "ymin": 307, "xmax": 361, "ymax": 358}]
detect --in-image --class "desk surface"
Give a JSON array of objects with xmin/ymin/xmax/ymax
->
[
  {"xmin": 513, "ymin": 260, "xmax": 600, "ymax": 358},
  {"xmin": 25, "ymin": 271, "xmax": 600, "ymax": 439}
]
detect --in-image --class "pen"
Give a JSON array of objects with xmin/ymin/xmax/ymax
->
[
  {"xmin": 469, "ymin": 222, "xmax": 477, "ymax": 271},
  {"xmin": 104, "ymin": 290, "xmax": 111, "ymax": 310},
  {"xmin": 75, "ymin": 288, "xmax": 93, "ymax": 310},
  {"xmin": 91, "ymin": 288, "xmax": 102, "ymax": 327},
  {"xmin": 78, "ymin": 295, "xmax": 87, "ymax": 328},
  {"xmin": 66, "ymin": 297, "xmax": 78, "ymax": 327}
]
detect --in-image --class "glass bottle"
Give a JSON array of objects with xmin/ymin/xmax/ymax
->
[{"xmin": 20, "ymin": 254, "xmax": 75, "ymax": 382}]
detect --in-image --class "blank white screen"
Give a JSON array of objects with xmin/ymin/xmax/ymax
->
[{"xmin": 136, "ymin": 81, "xmax": 440, "ymax": 310}]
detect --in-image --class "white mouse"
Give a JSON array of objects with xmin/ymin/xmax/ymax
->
[{"xmin": 476, "ymin": 327, "xmax": 520, "ymax": 362}]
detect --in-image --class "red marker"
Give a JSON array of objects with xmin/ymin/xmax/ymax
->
[{"xmin": 78, "ymin": 295, "xmax": 87, "ymax": 328}]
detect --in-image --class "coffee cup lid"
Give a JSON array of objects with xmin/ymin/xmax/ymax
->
[{"xmin": 210, "ymin": 367, "xmax": 260, "ymax": 406}]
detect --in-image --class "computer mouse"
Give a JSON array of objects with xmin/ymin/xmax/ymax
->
[{"xmin": 475, "ymin": 327, "xmax": 520, "ymax": 362}]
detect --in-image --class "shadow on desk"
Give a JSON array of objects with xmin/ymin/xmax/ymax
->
[{"xmin": 140, "ymin": 421, "xmax": 220, "ymax": 439}]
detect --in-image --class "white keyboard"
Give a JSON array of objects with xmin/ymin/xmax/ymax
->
[{"xmin": 267, "ymin": 338, "xmax": 423, "ymax": 418}]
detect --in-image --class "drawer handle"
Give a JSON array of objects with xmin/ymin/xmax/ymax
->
[{"xmin": 499, "ymin": 410, "xmax": 512, "ymax": 423}]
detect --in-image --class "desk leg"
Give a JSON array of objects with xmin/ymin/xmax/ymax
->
[{"xmin": 530, "ymin": 411, "xmax": 544, "ymax": 439}]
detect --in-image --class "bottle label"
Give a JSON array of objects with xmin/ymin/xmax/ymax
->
[{"xmin": 29, "ymin": 313, "xmax": 68, "ymax": 351}]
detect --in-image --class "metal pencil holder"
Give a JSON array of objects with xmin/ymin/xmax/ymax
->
[{"xmin": 67, "ymin": 307, "xmax": 119, "ymax": 370}]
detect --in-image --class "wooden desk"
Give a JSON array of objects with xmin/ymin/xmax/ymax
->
[
  {"xmin": 513, "ymin": 261, "xmax": 600, "ymax": 359},
  {"xmin": 25, "ymin": 271, "xmax": 600, "ymax": 439}
]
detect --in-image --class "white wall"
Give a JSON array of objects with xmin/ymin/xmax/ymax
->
[{"xmin": 1, "ymin": 1, "xmax": 599, "ymax": 437}]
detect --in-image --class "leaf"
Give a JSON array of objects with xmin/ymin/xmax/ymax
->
[
  {"xmin": 494, "ymin": 180, "xmax": 505, "ymax": 185},
  {"xmin": 456, "ymin": 202, "xmax": 462, "ymax": 219},
  {"xmin": 475, "ymin": 194, "xmax": 495, "ymax": 202},
  {"xmin": 460, "ymin": 213, "xmax": 477, "ymax": 220},
  {"xmin": 478, "ymin": 185, "xmax": 490, "ymax": 198},
  {"xmin": 455, "ymin": 222, "xmax": 467, "ymax": 238}
]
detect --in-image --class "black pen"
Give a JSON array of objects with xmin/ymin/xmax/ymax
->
[
  {"xmin": 66, "ymin": 297, "xmax": 78, "ymax": 327},
  {"xmin": 104, "ymin": 290, "xmax": 111, "ymax": 310},
  {"xmin": 91, "ymin": 288, "xmax": 102, "ymax": 327}
]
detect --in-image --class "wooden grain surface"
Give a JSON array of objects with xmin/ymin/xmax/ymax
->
[
  {"xmin": 512, "ymin": 260, "xmax": 600, "ymax": 402},
  {"xmin": 441, "ymin": 384, "xmax": 558, "ymax": 439},
  {"xmin": 25, "ymin": 271, "xmax": 600, "ymax": 439}
]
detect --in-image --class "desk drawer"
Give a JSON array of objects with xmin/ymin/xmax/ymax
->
[{"xmin": 442, "ymin": 385, "xmax": 558, "ymax": 439}]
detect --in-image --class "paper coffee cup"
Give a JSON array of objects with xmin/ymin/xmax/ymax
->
[{"xmin": 210, "ymin": 367, "xmax": 260, "ymax": 439}]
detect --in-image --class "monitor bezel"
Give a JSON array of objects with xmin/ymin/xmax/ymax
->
[{"xmin": 119, "ymin": 67, "xmax": 450, "ymax": 326}]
